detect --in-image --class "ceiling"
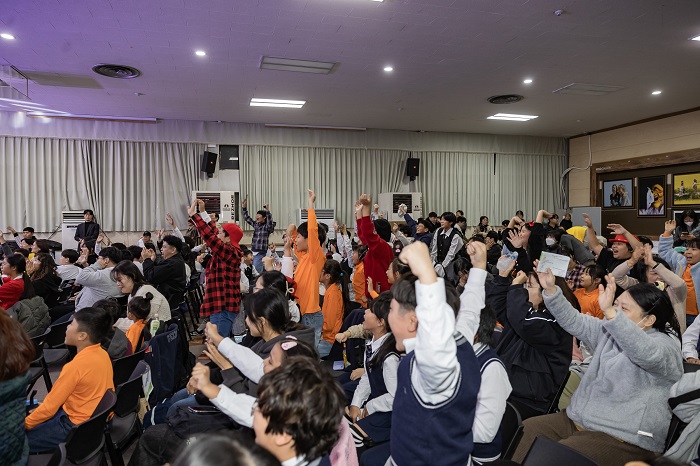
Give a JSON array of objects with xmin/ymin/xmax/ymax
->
[{"xmin": 2, "ymin": 0, "xmax": 700, "ymax": 137}]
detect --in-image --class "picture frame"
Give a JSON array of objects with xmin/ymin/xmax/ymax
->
[
  {"xmin": 672, "ymin": 172, "xmax": 700, "ymax": 206},
  {"xmin": 602, "ymin": 179, "xmax": 634, "ymax": 208},
  {"xmin": 637, "ymin": 176, "xmax": 666, "ymax": 217}
]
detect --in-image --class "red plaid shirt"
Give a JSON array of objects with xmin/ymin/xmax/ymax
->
[{"xmin": 193, "ymin": 214, "xmax": 243, "ymax": 317}]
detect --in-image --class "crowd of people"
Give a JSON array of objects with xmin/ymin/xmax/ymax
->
[{"xmin": 4, "ymin": 195, "xmax": 700, "ymax": 466}]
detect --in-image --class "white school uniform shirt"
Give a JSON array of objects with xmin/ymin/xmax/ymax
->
[{"xmin": 350, "ymin": 332, "xmax": 399, "ymax": 414}]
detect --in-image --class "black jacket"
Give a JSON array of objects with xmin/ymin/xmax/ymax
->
[
  {"xmin": 486, "ymin": 274, "xmax": 572, "ymax": 414},
  {"xmin": 75, "ymin": 221, "xmax": 100, "ymax": 242},
  {"xmin": 142, "ymin": 255, "xmax": 187, "ymax": 309},
  {"xmin": 32, "ymin": 274, "xmax": 62, "ymax": 308}
]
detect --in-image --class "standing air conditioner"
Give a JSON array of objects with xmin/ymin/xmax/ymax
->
[
  {"xmin": 297, "ymin": 209, "xmax": 336, "ymax": 237},
  {"xmin": 61, "ymin": 211, "xmax": 85, "ymax": 251},
  {"xmin": 377, "ymin": 193, "xmax": 423, "ymax": 222},
  {"xmin": 191, "ymin": 191, "xmax": 239, "ymax": 223}
]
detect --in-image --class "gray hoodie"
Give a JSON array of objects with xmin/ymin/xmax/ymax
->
[{"xmin": 543, "ymin": 288, "xmax": 683, "ymax": 452}]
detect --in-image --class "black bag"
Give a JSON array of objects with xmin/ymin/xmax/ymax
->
[{"xmin": 167, "ymin": 405, "xmax": 237, "ymax": 439}]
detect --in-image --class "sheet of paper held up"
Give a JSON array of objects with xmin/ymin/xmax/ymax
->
[{"xmin": 537, "ymin": 251, "xmax": 570, "ymax": 278}]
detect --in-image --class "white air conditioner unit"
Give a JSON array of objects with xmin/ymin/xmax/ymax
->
[
  {"xmin": 61, "ymin": 211, "xmax": 85, "ymax": 251},
  {"xmin": 297, "ymin": 209, "xmax": 336, "ymax": 237},
  {"xmin": 191, "ymin": 191, "xmax": 239, "ymax": 223},
  {"xmin": 378, "ymin": 192, "xmax": 423, "ymax": 222}
]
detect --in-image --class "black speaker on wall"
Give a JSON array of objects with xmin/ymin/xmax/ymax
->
[
  {"xmin": 406, "ymin": 158, "xmax": 420, "ymax": 180},
  {"xmin": 201, "ymin": 151, "xmax": 218, "ymax": 178}
]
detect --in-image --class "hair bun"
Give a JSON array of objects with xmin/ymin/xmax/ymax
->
[{"xmin": 144, "ymin": 292, "xmax": 154, "ymax": 301}]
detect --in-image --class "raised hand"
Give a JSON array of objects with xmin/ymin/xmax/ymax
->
[
  {"xmin": 6, "ymin": 225, "xmax": 16, "ymax": 234},
  {"xmin": 398, "ymin": 203, "xmax": 407, "ymax": 216},
  {"xmin": 507, "ymin": 230, "xmax": 523, "ymax": 249},
  {"xmin": 628, "ymin": 246, "xmax": 644, "ymax": 265},
  {"xmin": 607, "ymin": 223, "xmax": 628, "ymax": 235},
  {"xmin": 642, "ymin": 245, "xmax": 657, "ymax": 267},
  {"xmin": 262, "ymin": 256, "xmax": 275, "ymax": 271},
  {"xmin": 187, "ymin": 199, "xmax": 198, "ymax": 217},
  {"xmin": 534, "ymin": 260, "xmax": 556, "ymax": 295},
  {"xmin": 205, "ymin": 322, "xmax": 224, "ymax": 347},
  {"xmin": 197, "ymin": 199, "xmax": 206, "ymax": 213},
  {"xmin": 367, "ymin": 276, "xmax": 374, "ymax": 293},
  {"xmin": 166, "ymin": 213, "xmax": 175, "ymax": 227},
  {"xmin": 582, "ymin": 213, "xmax": 593, "ymax": 229},
  {"xmin": 598, "ymin": 273, "xmax": 617, "ymax": 311},
  {"xmin": 241, "ymin": 198, "xmax": 248, "ymax": 209},
  {"xmin": 466, "ymin": 241, "xmax": 487, "ymax": 270},
  {"xmin": 512, "ymin": 270, "xmax": 528, "ymax": 286},
  {"xmin": 392, "ymin": 223, "xmax": 399, "ymax": 233},
  {"xmin": 664, "ymin": 219, "xmax": 676, "ymax": 235},
  {"xmin": 202, "ymin": 341, "xmax": 233, "ymax": 370},
  {"xmin": 307, "ymin": 189, "xmax": 316, "ymax": 204},
  {"xmin": 398, "ymin": 241, "xmax": 436, "ymax": 284},
  {"xmin": 359, "ymin": 194, "xmax": 372, "ymax": 206}
]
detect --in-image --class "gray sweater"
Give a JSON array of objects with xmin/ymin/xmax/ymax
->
[{"xmin": 543, "ymin": 287, "xmax": 683, "ymax": 452}]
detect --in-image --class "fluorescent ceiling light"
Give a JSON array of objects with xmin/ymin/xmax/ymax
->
[
  {"xmin": 651, "ymin": 90, "xmax": 662, "ymax": 95},
  {"xmin": 265, "ymin": 123, "xmax": 366, "ymax": 131},
  {"xmin": 487, "ymin": 113, "xmax": 538, "ymax": 121},
  {"xmin": 250, "ymin": 98, "xmax": 305, "ymax": 108},
  {"xmin": 384, "ymin": 66, "xmax": 393, "ymax": 72},
  {"xmin": 195, "ymin": 50, "xmax": 206, "ymax": 56},
  {"xmin": 691, "ymin": 35, "xmax": 700, "ymax": 41},
  {"xmin": 260, "ymin": 56, "xmax": 336, "ymax": 74},
  {"xmin": 26, "ymin": 112, "xmax": 157, "ymax": 122},
  {"xmin": 1, "ymin": 33, "xmax": 15, "ymax": 40},
  {"xmin": 523, "ymin": 78, "xmax": 533, "ymax": 84}
]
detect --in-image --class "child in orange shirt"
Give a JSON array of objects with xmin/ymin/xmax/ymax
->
[
  {"xmin": 573, "ymin": 265, "xmax": 607, "ymax": 319},
  {"xmin": 351, "ymin": 245, "xmax": 368, "ymax": 305},
  {"xmin": 319, "ymin": 259, "xmax": 350, "ymax": 357},
  {"xmin": 26, "ymin": 306, "xmax": 114, "ymax": 453},
  {"xmin": 125, "ymin": 293, "xmax": 153, "ymax": 351}
]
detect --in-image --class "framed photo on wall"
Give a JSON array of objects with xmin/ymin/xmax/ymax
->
[
  {"xmin": 602, "ymin": 179, "xmax": 634, "ymax": 208},
  {"xmin": 672, "ymin": 172, "xmax": 700, "ymax": 206},
  {"xmin": 637, "ymin": 176, "xmax": 666, "ymax": 217}
]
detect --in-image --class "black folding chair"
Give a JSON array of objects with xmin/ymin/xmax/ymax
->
[
  {"xmin": 501, "ymin": 401, "xmax": 524, "ymax": 460},
  {"xmin": 112, "ymin": 347, "xmax": 146, "ymax": 387},
  {"xmin": 43, "ymin": 320, "xmax": 71, "ymax": 368},
  {"xmin": 521, "ymin": 436, "xmax": 600, "ymax": 466},
  {"xmin": 27, "ymin": 328, "xmax": 53, "ymax": 398},
  {"xmin": 547, "ymin": 371, "xmax": 571, "ymax": 414},
  {"xmin": 106, "ymin": 362, "xmax": 148, "ymax": 466},
  {"xmin": 27, "ymin": 442, "xmax": 67, "ymax": 466}
]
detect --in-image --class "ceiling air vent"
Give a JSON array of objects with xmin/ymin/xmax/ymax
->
[
  {"xmin": 92, "ymin": 64, "xmax": 141, "ymax": 79},
  {"xmin": 552, "ymin": 83, "xmax": 624, "ymax": 96},
  {"xmin": 487, "ymin": 94, "xmax": 524, "ymax": 104},
  {"xmin": 260, "ymin": 56, "xmax": 336, "ymax": 74}
]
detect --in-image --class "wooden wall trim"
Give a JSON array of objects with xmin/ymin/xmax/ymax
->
[
  {"xmin": 588, "ymin": 148, "xmax": 700, "ymax": 206},
  {"xmin": 570, "ymin": 106, "xmax": 700, "ymax": 139}
]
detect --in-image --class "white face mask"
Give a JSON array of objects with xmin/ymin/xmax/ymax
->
[
  {"xmin": 545, "ymin": 238, "xmax": 557, "ymax": 246},
  {"xmin": 635, "ymin": 315, "xmax": 648, "ymax": 328},
  {"xmin": 686, "ymin": 222, "xmax": 694, "ymax": 228}
]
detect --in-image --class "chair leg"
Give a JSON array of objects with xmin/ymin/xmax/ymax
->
[
  {"xmin": 41, "ymin": 359, "xmax": 53, "ymax": 392},
  {"xmin": 104, "ymin": 430, "xmax": 125, "ymax": 466}
]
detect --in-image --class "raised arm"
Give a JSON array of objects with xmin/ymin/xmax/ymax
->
[
  {"xmin": 607, "ymin": 223, "xmax": 642, "ymax": 251},
  {"xmin": 400, "ymin": 242, "xmax": 460, "ymax": 400},
  {"xmin": 207, "ymin": 322, "xmax": 265, "ymax": 383},
  {"xmin": 583, "ymin": 213, "xmax": 603, "ymax": 256},
  {"xmin": 455, "ymin": 241, "xmax": 487, "ymax": 344},
  {"xmin": 264, "ymin": 204, "xmax": 274, "ymax": 233},
  {"xmin": 658, "ymin": 220, "xmax": 683, "ymax": 272}
]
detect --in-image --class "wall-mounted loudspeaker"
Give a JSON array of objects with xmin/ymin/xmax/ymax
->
[
  {"xmin": 406, "ymin": 158, "xmax": 420, "ymax": 180},
  {"xmin": 201, "ymin": 151, "xmax": 218, "ymax": 178}
]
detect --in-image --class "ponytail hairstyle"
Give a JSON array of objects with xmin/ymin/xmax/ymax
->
[
  {"xmin": 322, "ymin": 259, "xmax": 350, "ymax": 318},
  {"xmin": 275, "ymin": 336, "xmax": 318, "ymax": 362},
  {"xmin": 367, "ymin": 291, "xmax": 398, "ymax": 370},
  {"xmin": 389, "ymin": 258, "xmax": 410, "ymax": 281},
  {"xmin": 626, "ymin": 283, "xmax": 681, "ymax": 338},
  {"xmin": 244, "ymin": 288, "xmax": 290, "ymax": 337},
  {"xmin": 128, "ymin": 292, "xmax": 153, "ymax": 321},
  {"xmin": 258, "ymin": 271, "xmax": 298, "ymax": 302},
  {"xmin": 6, "ymin": 253, "xmax": 36, "ymax": 300}
]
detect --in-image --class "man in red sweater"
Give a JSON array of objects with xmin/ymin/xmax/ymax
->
[{"xmin": 356, "ymin": 194, "xmax": 394, "ymax": 299}]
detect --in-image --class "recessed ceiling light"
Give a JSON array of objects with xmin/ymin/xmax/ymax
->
[
  {"xmin": 383, "ymin": 66, "xmax": 393, "ymax": 72},
  {"xmin": 651, "ymin": 90, "xmax": 662, "ymax": 95},
  {"xmin": 195, "ymin": 50, "xmax": 206, "ymax": 57},
  {"xmin": 691, "ymin": 35, "xmax": 700, "ymax": 41},
  {"xmin": 0, "ymin": 33, "xmax": 15, "ymax": 40},
  {"xmin": 523, "ymin": 78, "xmax": 533, "ymax": 84},
  {"xmin": 487, "ymin": 113, "xmax": 538, "ymax": 121},
  {"xmin": 250, "ymin": 98, "xmax": 305, "ymax": 108}
]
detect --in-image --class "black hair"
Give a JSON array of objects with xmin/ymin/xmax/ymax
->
[
  {"xmin": 373, "ymin": 219, "xmax": 391, "ymax": 242},
  {"xmin": 469, "ymin": 235, "xmax": 486, "ymax": 244},
  {"xmin": 681, "ymin": 210, "xmax": 700, "ymax": 231},
  {"xmin": 456, "ymin": 216, "xmax": 467, "ymax": 224},
  {"xmin": 428, "ymin": 212, "xmax": 438, "ymax": 218},
  {"xmin": 367, "ymin": 292, "xmax": 398, "ymax": 371},
  {"xmin": 501, "ymin": 220, "xmax": 509, "ymax": 227},
  {"xmin": 352, "ymin": 244, "xmax": 368, "ymax": 262},
  {"xmin": 83, "ymin": 209, "xmax": 94, "ymax": 216},
  {"xmin": 256, "ymin": 210, "xmax": 267, "ymax": 218},
  {"xmin": 256, "ymin": 357, "xmax": 344, "ymax": 460},
  {"xmin": 162, "ymin": 235, "xmax": 183, "ymax": 252},
  {"xmin": 111, "ymin": 242, "xmax": 127, "ymax": 251},
  {"xmin": 398, "ymin": 224, "xmax": 412, "ymax": 237},
  {"xmin": 389, "ymin": 258, "xmax": 410, "ymax": 279},
  {"xmin": 486, "ymin": 230, "xmax": 499, "ymax": 240},
  {"xmin": 638, "ymin": 236, "xmax": 653, "ymax": 247},
  {"xmin": 243, "ymin": 248, "xmax": 254, "ymax": 258},
  {"xmin": 128, "ymin": 292, "xmax": 153, "ymax": 321},
  {"xmin": 93, "ymin": 298, "xmax": 122, "ymax": 324},
  {"xmin": 34, "ymin": 239, "xmax": 51, "ymax": 254},
  {"xmin": 528, "ymin": 272, "xmax": 580, "ymax": 311},
  {"xmin": 451, "ymin": 256, "xmax": 473, "ymax": 288},
  {"xmin": 392, "ymin": 273, "xmax": 419, "ymax": 313},
  {"xmin": 126, "ymin": 245, "xmax": 142, "ymax": 260},
  {"xmin": 120, "ymin": 249, "xmax": 134, "ymax": 261},
  {"xmin": 626, "ymin": 283, "xmax": 681, "ymax": 338},
  {"xmin": 73, "ymin": 306, "xmax": 112, "ymax": 344},
  {"xmin": 547, "ymin": 229, "xmax": 563, "ymax": 242},
  {"xmin": 143, "ymin": 242, "xmax": 157, "ymax": 252},
  {"xmin": 516, "ymin": 210, "xmax": 524, "ymax": 217},
  {"xmin": 687, "ymin": 238, "xmax": 700, "ymax": 250},
  {"xmin": 30, "ymin": 253, "xmax": 58, "ymax": 281},
  {"xmin": 475, "ymin": 304, "xmax": 497, "ymax": 346},
  {"xmin": 258, "ymin": 271, "xmax": 298, "ymax": 302},
  {"xmin": 440, "ymin": 212, "xmax": 457, "ymax": 227},
  {"xmin": 244, "ymin": 288, "xmax": 291, "ymax": 337},
  {"xmin": 296, "ymin": 221, "xmax": 327, "ymax": 246},
  {"xmin": 172, "ymin": 433, "xmax": 281, "ymax": 466},
  {"xmin": 635, "ymin": 256, "xmax": 672, "ymax": 283},
  {"xmin": 584, "ymin": 264, "xmax": 607, "ymax": 288},
  {"xmin": 142, "ymin": 231, "xmax": 151, "ymax": 237},
  {"xmin": 5, "ymin": 253, "xmax": 36, "ymax": 300},
  {"xmin": 61, "ymin": 249, "xmax": 80, "ymax": 264},
  {"xmin": 392, "ymin": 240, "xmax": 404, "ymax": 256},
  {"xmin": 275, "ymin": 336, "xmax": 318, "ymax": 361},
  {"xmin": 23, "ymin": 227, "xmax": 35, "ymax": 234},
  {"xmin": 111, "ymin": 260, "xmax": 147, "ymax": 297},
  {"xmin": 480, "ymin": 216, "xmax": 489, "ymax": 224},
  {"xmin": 322, "ymin": 259, "xmax": 350, "ymax": 318},
  {"xmin": 418, "ymin": 219, "xmax": 432, "ymax": 231},
  {"xmin": 456, "ymin": 210, "xmax": 464, "ymax": 216},
  {"xmin": 98, "ymin": 246, "xmax": 122, "ymax": 265}
]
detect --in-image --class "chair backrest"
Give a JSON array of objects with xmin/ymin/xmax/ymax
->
[
  {"xmin": 522, "ymin": 436, "xmax": 600, "ymax": 466},
  {"xmin": 45, "ymin": 320, "xmax": 71, "ymax": 348},
  {"xmin": 64, "ymin": 389, "xmax": 117, "ymax": 464},
  {"xmin": 114, "ymin": 366, "xmax": 147, "ymax": 417},
  {"xmin": 112, "ymin": 348, "xmax": 146, "ymax": 387},
  {"xmin": 46, "ymin": 442, "xmax": 68, "ymax": 466},
  {"xmin": 501, "ymin": 401, "xmax": 523, "ymax": 459},
  {"xmin": 29, "ymin": 327, "xmax": 51, "ymax": 362}
]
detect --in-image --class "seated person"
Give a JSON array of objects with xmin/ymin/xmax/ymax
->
[
  {"xmin": 0, "ymin": 253, "xmax": 35, "ymax": 311},
  {"xmin": 125, "ymin": 293, "xmax": 153, "ymax": 350},
  {"xmin": 93, "ymin": 299, "xmax": 131, "ymax": 359},
  {"xmin": 28, "ymin": 253, "xmax": 62, "ymax": 308},
  {"xmin": 57, "ymin": 249, "xmax": 82, "ymax": 281},
  {"xmin": 319, "ymin": 259, "xmax": 350, "ymax": 357},
  {"xmin": 25, "ymin": 306, "xmax": 114, "ymax": 453},
  {"xmin": 573, "ymin": 264, "xmax": 607, "ymax": 319},
  {"xmin": 74, "ymin": 247, "xmax": 122, "ymax": 310}
]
